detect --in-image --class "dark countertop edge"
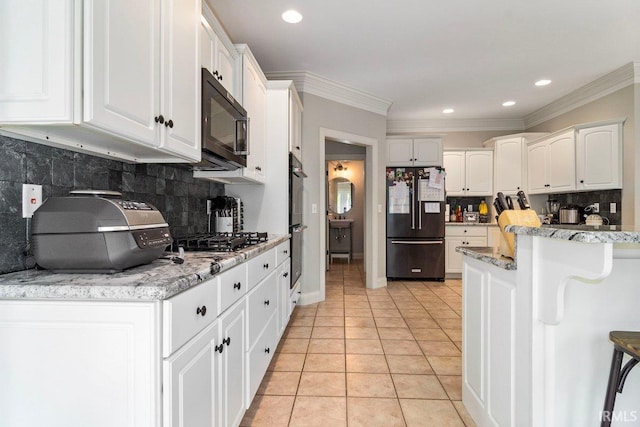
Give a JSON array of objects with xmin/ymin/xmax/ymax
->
[
  {"xmin": 504, "ymin": 225, "xmax": 640, "ymax": 243},
  {"xmin": 0, "ymin": 234, "xmax": 290, "ymax": 302},
  {"xmin": 456, "ymin": 246, "xmax": 517, "ymax": 270}
]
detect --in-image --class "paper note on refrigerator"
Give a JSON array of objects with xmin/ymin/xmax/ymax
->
[
  {"xmin": 419, "ymin": 179, "xmax": 444, "ymax": 202},
  {"xmin": 427, "ymin": 167, "xmax": 445, "ymax": 189},
  {"xmin": 424, "ymin": 202, "xmax": 441, "ymax": 213},
  {"xmin": 389, "ymin": 181, "xmax": 410, "ymax": 214}
]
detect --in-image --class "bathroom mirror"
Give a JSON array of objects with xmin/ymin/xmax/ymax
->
[{"xmin": 328, "ymin": 177, "xmax": 353, "ymax": 214}]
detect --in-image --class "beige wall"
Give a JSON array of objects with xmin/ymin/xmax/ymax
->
[
  {"xmin": 526, "ymin": 85, "xmax": 637, "ymax": 224},
  {"xmin": 441, "ymin": 130, "xmax": 519, "ymax": 149},
  {"xmin": 300, "ymin": 93, "xmax": 387, "ymax": 302}
]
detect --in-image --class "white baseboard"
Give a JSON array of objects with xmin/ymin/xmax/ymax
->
[
  {"xmin": 298, "ymin": 290, "xmax": 322, "ymax": 306},
  {"xmin": 373, "ymin": 277, "xmax": 388, "ymax": 289}
]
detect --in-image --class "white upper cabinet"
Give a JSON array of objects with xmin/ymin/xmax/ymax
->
[
  {"xmin": 200, "ymin": 3, "xmax": 237, "ymax": 97},
  {"xmin": 289, "ymin": 89, "xmax": 303, "ymax": 159},
  {"xmin": 86, "ymin": 0, "xmax": 201, "ymax": 160},
  {"xmin": 242, "ymin": 52, "xmax": 267, "ymax": 182},
  {"xmin": 387, "ymin": 138, "xmax": 442, "ymax": 166},
  {"xmin": 0, "ymin": 0, "xmax": 202, "ymax": 163},
  {"xmin": 0, "ymin": 0, "xmax": 75, "ymax": 122},
  {"xmin": 527, "ymin": 130, "xmax": 575, "ymax": 194},
  {"xmin": 576, "ymin": 122, "xmax": 622, "ymax": 190},
  {"xmin": 444, "ymin": 150, "xmax": 493, "ymax": 196}
]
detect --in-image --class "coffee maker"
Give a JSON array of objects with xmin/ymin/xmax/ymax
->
[{"xmin": 545, "ymin": 199, "xmax": 560, "ymax": 223}]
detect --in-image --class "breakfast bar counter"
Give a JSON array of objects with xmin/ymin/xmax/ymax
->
[{"xmin": 459, "ymin": 225, "xmax": 640, "ymax": 427}]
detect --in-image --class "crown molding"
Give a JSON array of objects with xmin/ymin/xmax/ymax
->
[
  {"xmin": 386, "ymin": 117, "xmax": 525, "ymax": 134},
  {"xmin": 265, "ymin": 71, "xmax": 393, "ymax": 116},
  {"xmin": 524, "ymin": 61, "xmax": 640, "ymax": 128}
]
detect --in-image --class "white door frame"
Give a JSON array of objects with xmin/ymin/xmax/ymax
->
[{"xmin": 318, "ymin": 127, "xmax": 382, "ymax": 300}]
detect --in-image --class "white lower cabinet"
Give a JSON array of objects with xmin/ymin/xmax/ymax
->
[
  {"xmin": 445, "ymin": 226, "xmax": 488, "ymax": 274},
  {"xmin": 0, "ymin": 243, "xmax": 293, "ymax": 427},
  {"xmin": 164, "ymin": 320, "xmax": 218, "ymax": 427}
]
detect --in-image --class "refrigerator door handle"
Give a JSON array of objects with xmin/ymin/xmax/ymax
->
[
  {"xmin": 391, "ymin": 240, "xmax": 444, "ymax": 245},
  {"xmin": 417, "ymin": 177, "xmax": 422, "ymax": 230},
  {"xmin": 411, "ymin": 176, "xmax": 415, "ymax": 230}
]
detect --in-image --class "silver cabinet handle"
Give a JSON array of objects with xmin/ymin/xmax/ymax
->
[
  {"xmin": 411, "ymin": 175, "xmax": 415, "ymax": 230},
  {"xmin": 417, "ymin": 177, "xmax": 422, "ymax": 230}
]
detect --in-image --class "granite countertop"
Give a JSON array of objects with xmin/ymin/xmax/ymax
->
[
  {"xmin": 456, "ymin": 246, "xmax": 516, "ymax": 270},
  {"xmin": 505, "ymin": 224, "xmax": 640, "ymax": 243},
  {"xmin": 445, "ymin": 222, "xmax": 499, "ymax": 227},
  {"xmin": 0, "ymin": 235, "xmax": 289, "ymax": 301}
]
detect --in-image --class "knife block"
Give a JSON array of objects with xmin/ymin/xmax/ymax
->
[{"xmin": 497, "ymin": 210, "xmax": 541, "ymax": 258}]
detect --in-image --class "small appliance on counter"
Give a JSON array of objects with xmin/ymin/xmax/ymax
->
[
  {"xmin": 31, "ymin": 190, "xmax": 172, "ymax": 273},
  {"xmin": 559, "ymin": 205, "xmax": 582, "ymax": 224}
]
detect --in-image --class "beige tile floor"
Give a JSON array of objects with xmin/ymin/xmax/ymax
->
[{"xmin": 241, "ymin": 259, "xmax": 476, "ymax": 427}]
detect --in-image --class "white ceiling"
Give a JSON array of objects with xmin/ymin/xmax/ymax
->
[{"xmin": 209, "ymin": 0, "xmax": 640, "ymax": 123}]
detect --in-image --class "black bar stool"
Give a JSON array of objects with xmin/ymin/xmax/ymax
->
[{"xmin": 601, "ymin": 331, "xmax": 640, "ymax": 426}]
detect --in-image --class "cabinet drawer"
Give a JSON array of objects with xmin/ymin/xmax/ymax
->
[
  {"xmin": 246, "ymin": 272, "xmax": 278, "ymax": 346},
  {"xmin": 247, "ymin": 248, "xmax": 277, "ymax": 290},
  {"xmin": 163, "ymin": 280, "xmax": 218, "ymax": 357},
  {"xmin": 275, "ymin": 240, "xmax": 290, "ymax": 265},
  {"xmin": 218, "ymin": 264, "xmax": 248, "ymax": 316},
  {"xmin": 247, "ymin": 312, "xmax": 277, "ymax": 403},
  {"xmin": 445, "ymin": 226, "xmax": 487, "ymax": 238}
]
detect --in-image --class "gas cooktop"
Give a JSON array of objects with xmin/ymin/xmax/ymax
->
[{"xmin": 172, "ymin": 232, "xmax": 268, "ymax": 252}]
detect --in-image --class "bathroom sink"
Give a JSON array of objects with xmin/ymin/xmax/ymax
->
[{"xmin": 329, "ymin": 219, "xmax": 353, "ymax": 228}]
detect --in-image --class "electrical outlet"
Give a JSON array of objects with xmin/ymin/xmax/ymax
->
[
  {"xmin": 592, "ymin": 202, "xmax": 599, "ymax": 213},
  {"xmin": 467, "ymin": 204, "xmax": 473, "ymax": 212},
  {"xmin": 22, "ymin": 184, "xmax": 43, "ymax": 218},
  {"xmin": 610, "ymin": 202, "xmax": 617, "ymax": 214}
]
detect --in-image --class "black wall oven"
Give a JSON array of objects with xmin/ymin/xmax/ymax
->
[
  {"xmin": 198, "ymin": 68, "xmax": 248, "ymax": 171},
  {"xmin": 289, "ymin": 154, "xmax": 306, "ymax": 288}
]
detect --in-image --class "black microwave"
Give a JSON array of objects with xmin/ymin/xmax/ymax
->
[{"xmin": 198, "ymin": 68, "xmax": 248, "ymax": 171}]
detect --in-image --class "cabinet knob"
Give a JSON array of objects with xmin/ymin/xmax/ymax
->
[
  {"xmin": 196, "ymin": 305, "xmax": 207, "ymax": 316},
  {"xmin": 213, "ymin": 70, "xmax": 219, "ymax": 77},
  {"xmin": 264, "ymin": 299, "xmax": 270, "ymax": 306},
  {"xmin": 223, "ymin": 337, "xmax": 231, "ymax": 346},
  {"xmin": 264, "ymin": 348, "xmax": 270, "ymax": 354},
  {"xmin": 255, "ymin": 166, "xmax": 262, "ymax": 171},
  {"xmin": 580, "ymin": 180, "xmax": 584, "ymax": 183},
  {"xmin": 283, "ymin": 272, "xmax": 289, "ymax": 278},
  {"xmin": 263, "ymin": 263, "xmax": 269, "ymax": 269},
  {"xmin": 295, "ymin": 146, "xmax": 301, "ymax": 150},
  {"xmin": 215, "ymin": 344, "xmax": 224, "ymax": 353},
  {"xmin": 154, "ymin": 115, "xmax": 165, "ymax": 124},
  {"xmin": 283, "ymin": 250, "xmax": 288, "ymax": 254},
  {"xmin": 164, "ymin": 119, "xmax": 174, "ymax": 128},
  {"xmin": 233, "ymin": 282, "xmax": 241, "ymax": 290},
  {"xmin": 218, "ymin": 75, "xmax": 223, "ymax": 81}
]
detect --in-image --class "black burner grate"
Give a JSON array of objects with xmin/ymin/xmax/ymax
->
[{"xmin": 173, "ymin": 232, "xmax": 268, "ymax": 252}]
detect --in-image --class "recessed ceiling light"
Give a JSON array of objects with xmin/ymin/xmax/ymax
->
[
  {"xmin": 282, "ymin": 9, "xmax": 303, "ymax": 24},
  {"xmin": 535, "ymin": 79, "xmax": 552, "ymax": 86},
  {"xmin": 442, "ymin": 108, "xmax": 454, "ymax": 114},
  {"xmin": 502, "ymin": 101, "xmax": 516, "ymax": 107}
]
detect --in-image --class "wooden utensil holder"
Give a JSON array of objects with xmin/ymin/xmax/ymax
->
[{"xmin": 497, "ymin": 210, "xmax": 541, "ymax": 258}]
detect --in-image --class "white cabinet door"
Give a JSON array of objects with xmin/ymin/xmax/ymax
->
[
  {"xmin": 289, "ymin": 90, "xmax": 303, "ymax": 159},
  {"xmin": 463, "ymin": 262, "xmax": 486, "ymax": 412},
  {"xmin": 527, "ymin": 141, "xmax": 549, "ymax": 194},
  {"xmin": 215, "ymin": 39, "xmax": 236, "ymax": 95},
  {"xmin": 413, "ymin": 138, "xmax": 442, "ymax": 166},
  {"xmin": 243, "ymin": 54, "xmax": 267, "ymax": 182},
  {"xmin": 443, "ymin": 151, "xmax": 466, "ymax": 196},
  {"xmin": 218, "ymin": 300, "xmax": 246, "ymax": 427},
  {"xmin": 278, "ymin": 259, "xmax": 292, "ymax": 337},
  {"xmin": 387, "ymin": 139, "xmax": 414, "ymax": 166},
  {"xmin": 576, "ymin": 124, "xmax": 622, "ymax": 190},
  {"xmin": 84, "ymin": 0, "xmax": 160, "ymax": 146},
  {"xmin": 160, "ymin": 0, "xmax": 200, "ymax": 160},
  {"xmin": 494, "ymin": 137, "xmax": 524, "ymax": 195},
  {"xmin": 466, "ymin": 151, "xmax": 493, "ymax": 196},
  {"xmin": 547, "ymin": 131, "xmax": 575, "ymax": 193},
  {"xmin": 445, "ymin": 236, "xmax": 465, "ymax": 274},
  {"xmin": 164, "ymin": 320, "xmax": 218, "ymax": 427},
  {"xmin": 200, "ymin": 9, "xmax": 236, "ymax": 97},
  {"xmin": 0, "ymin": 0, "xmax": 75, "ymax": 123}
]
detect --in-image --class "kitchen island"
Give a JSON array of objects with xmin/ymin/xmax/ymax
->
[
  {"xmin": 458, "ymin": 225, "xmax": 640, "ymax": 427},
  {"xmin": 0, "ymin": 235, "xmax": 293, "ymax": 427}
]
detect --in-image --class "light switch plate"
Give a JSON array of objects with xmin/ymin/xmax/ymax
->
[{"xmin": 22, "ymin": 184, "xmax": 43, "ymax": 218}]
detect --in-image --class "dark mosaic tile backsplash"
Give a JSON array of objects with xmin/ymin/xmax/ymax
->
[
  {"xmin": 0, "ymin": 135, "xmax": 224, "ymax": 274},
  {"xmin": 548, "ymin": 189, "xmax": 622, "ymax": 225}
]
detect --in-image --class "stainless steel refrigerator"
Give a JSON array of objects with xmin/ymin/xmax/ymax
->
[{"xmin": 386, "ymin": 166, "xmax": 445, "ymax": 280}]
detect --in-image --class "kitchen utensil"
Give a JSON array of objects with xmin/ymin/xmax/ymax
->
[
  {"xmin": 559, "ymin": 205, "xmax": 581, "ymax": 224},
  {"xmin": 517, "ymin": 190, "xmax": 531, "ymax": 210},
  {"xmin": 493, "ymin": 198, "xmax": 503, "ymax": 215},
  {"xmin": 505, "ymin": 196, "xmax": 514, "ymax": 210},
  {"xmin": 497, "ymin": 192, "xmax": 509, "ymax": 212}
]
